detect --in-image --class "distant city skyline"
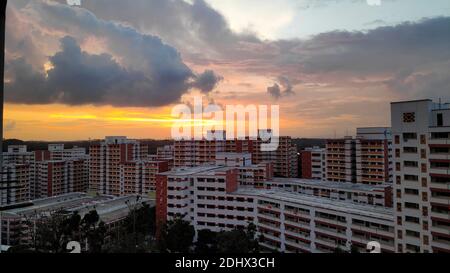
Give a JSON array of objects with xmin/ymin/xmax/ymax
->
[{"xmin": 4, "ymin": 0, "xmax": 450, "ymax": 141}]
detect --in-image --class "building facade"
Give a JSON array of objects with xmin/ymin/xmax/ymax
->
[
  {"xmin": 391, "ymin": 99, "xmax": 450, "ymax": 253},
  {"xmin": 300, "ymin": 147, "xmax": 326, "ymax": 180}
]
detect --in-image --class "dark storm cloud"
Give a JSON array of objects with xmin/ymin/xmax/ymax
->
[
  {"xmin": 5, "ymin": 36, "xmax": 220, "ymax": 107},
  {"xmin": 5, "ymin": 1, "xmax": 223, "ymax": 107},
  {"xmin": 267, "ymin": 76, "xmax": 295, "ymax": 99},
  {"xmin": 192, "ymin": 70, "xmax": 224, "ymax": 94},
  {"xmin": 293, "ymin": 17, "xmax": 450, "ymax": 75}
]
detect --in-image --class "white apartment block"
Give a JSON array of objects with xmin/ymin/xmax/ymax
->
[
  {"xmin": 3, "ymin": 145, "xmax": 34, "ymax": 165},
  {"xmin": 2, "ymin": 146, "xmax": 35, "ymax": 205},
  {"xmin": 0, "ymin": 164, "xmax": 31, "ymax": 206},
  {"xmin": 156, "ymin": 161, "xmax": 396, "ymax": 253},
  {"xmin": 391, "ymin": 99, "xmax": 450, "ymax": 253},
  {"xmin": 48, "ymin": 144, "xmax": 88, "ymax": 160},
  {"xmin": 233, "ymin": 189, "xmax": 395, "ymax": 253},
  {"xmin": 263, "ymin": 178, "xmax": 392, "ymax": 208}
]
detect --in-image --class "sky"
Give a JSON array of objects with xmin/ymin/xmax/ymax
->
[{"xmin": 4, "ymin": 0, "xmax": 450, "ymax": 141}]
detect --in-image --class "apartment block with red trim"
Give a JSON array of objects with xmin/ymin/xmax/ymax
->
[
  {"xmin": 391, "ymin": 99, "xmax": 450, "ymax": 253},
  {"xmin": 37, "ymin": 159, "xmax": 89, "ymax": 198},
  {"xmin": 356, "ymin": 127, "xmax": 393, "ymax": 185},
  {"xmin": 120, "ymin": 160, "xmax": 169, "ymax": 195},
  {"xmin": 156, "ymin": 155, "xmax": 396, "ymax": 253},
  {"xmin": 156, "ymin": 165, "xmax": 251, "ymax": 234},
  {"xmin": 173, "ymin": 132, "xmax": 298, "ymax": 178},
  {"xmin": 88, "ymin": 136, "xmax": 172, "ymax": 197},
  {"xmin": 300, "ymin": 147, "xmax": 326, "ymax": 180},
  {"xmin": 326, "ymin": 137, "xmax": 356, "ymax": 183}
]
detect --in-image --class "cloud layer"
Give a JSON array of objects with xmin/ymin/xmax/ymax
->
[{"xmin": 5, "ymin": 0, "xmax": 223, "ymax": 107}]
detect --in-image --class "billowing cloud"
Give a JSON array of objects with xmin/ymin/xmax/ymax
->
[
  {"xmin": 5, "ymin": 36, "xmax": 221, "ymax": 107},
  {"xmin": 5, "ymin": 1, "xmax": 223, "ymax": 107},
  {"xmin": 267, "ymin": 75, "xmax": 295, "ymax": 99},
  {"xmin": 192, "ymin": 70, "xmax": 224, "ymax": 94}
]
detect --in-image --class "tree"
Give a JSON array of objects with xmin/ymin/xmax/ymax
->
[
  {"xmin": 161, "ymin": 217, "xmax": 195, "ymax": 253},
  {"xmin": 104, "ymin": 203, "xmax": 157, "ymax": 253},
  {"xmin": 216, "ymin": 224, "xmax": 260, "ymax": 254},
  {"xmin": 81, "ymin": 210, "xmax": 107, "ymax": 253},
  {"xmin": 195, "ymin": 229, "xmax": 218, "ymax": 254},
  {"xmin": 35, "ymin": 210, "xmax": 72, "ymax": 253}
]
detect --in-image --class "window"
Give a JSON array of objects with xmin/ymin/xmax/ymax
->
[
  {"xmin": 403, "ymin": 133, "xmax": 417, "ymax": 141},
  {"xmin": 406, "ymin": 230, "xmax": 420, "ymax": 238},
  {"xmin": 422, "ymin": 192, "xmax": 428, "ymax": 202},
  {"xmin": 437, "ymin": 113, "xmax": 443, "ymax": 127},
  {"xmin": 403, "ymin": 147, "xmax": 418, "ymax": 153},
  {"xmin": 395, "ymin": 135, "xmax": 400, "ymax": 144},
  {"xmin": 403, "ymin": 112, "xmax": 416, "ymax": 123},
  {"xmin": 421, "ymin": 163, "xmax": 427, "ymax": 173},
  {"xmin": 404, "ymin": 188, "xmax": 419, "ymax": 195},
  {"xmin": 421, "ymin": 149, "xmax": 427, "ymax": 159},
  {"xmin": 405, "ymin": 216, "xmax": 420, "ymax": 224},
  {"xmin": 405, "ymin": 202, "xmax": 419, "ymax": 210},
  {"xmin": 423, "ymin": 221, "xmax": 428, "ymax": 231},
  {"xmin": 396, "ymin": 176, "xmax": 401, "ymax": 185},
  {"xmin": 420, "ymin": 135, "xmax": 426, "ymax": 145},
  {"xmin": 404, "ymin": 161, "xmax": 418, "ymax": 168},
  {"xmin": 395, "ymin": 149, "xmax": 401, "ymax": 158},
  {"xmin": 404, "ymin": 174, "xmax": 418, "ymax": 182},
  {"xmin": 422, "ymin": 206, "xmax": 428, "ymax": 217},
  {"xmin": 421, "ymin": 178, "xmax": 427, "ymax": 187}
]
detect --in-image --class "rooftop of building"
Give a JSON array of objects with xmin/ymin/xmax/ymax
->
[
  {"xmin": 232, "ymin": 188, "xmax": 393, "ymax": 220},
  {"xmin": 269, "ymin": 178, "xmax": 390, "ymax": 192},
  {"xmin": 1, "ymin": 193, "xmax": 154, "ymax": 223},
  {"xmin": 159, "ymin": 165, "xmax": 222, "ymax": 176}
]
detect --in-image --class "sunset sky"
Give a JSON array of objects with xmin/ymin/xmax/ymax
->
[{"xmin": 4, "ymin": 0, "xmax": 450, "ymax": 141}]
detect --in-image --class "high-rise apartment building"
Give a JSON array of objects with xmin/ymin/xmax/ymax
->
[
  {"xmin": 173, "ymin": 132, "xmax": 298, "ymax": 178},
  {"xmin": 300, "ymin": 147, "xmax": 326, "ymax": 180},
  {"xmin": 37, "ymin": 158, "xmax": 89, "ymax": 198},
  {"xmin": 391, "ymin": 99, "xmax": 450, "ymax": 253},
  {"xmin": 356, "ymin": 127, "xmax": 393, "ymax": 185},
  {"xmin": 156, "ymin": 161, "xmax": 395, "ymax": 253},
  {"xmin": 0, "ymin": 164, "xmax": 31, "ymax": 206},
  {"xmin": 89, "ymin": 136, "xmax": 169, "ymax": 196},
  {"xmin": 326, "ymin": 137, "xmax": 356, "ymax": 183},
  {"xmin": 326, "ymin": 128, "xmax": 392, "ymax": 185}
]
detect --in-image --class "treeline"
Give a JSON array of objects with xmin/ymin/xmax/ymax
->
[{"xmin": 6, "ymin": 208, "xmax": 261, "ymax": 254}]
